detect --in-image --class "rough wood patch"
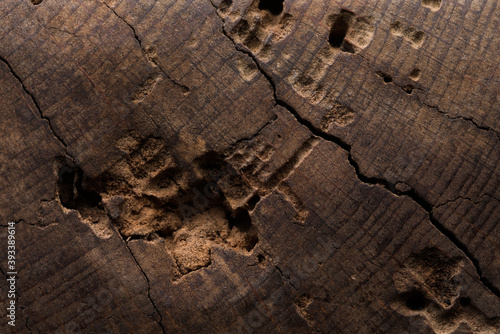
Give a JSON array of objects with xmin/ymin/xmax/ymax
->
[{"xmin": 0, "ymin": 0, "xmax": 499, "ymax": 333}]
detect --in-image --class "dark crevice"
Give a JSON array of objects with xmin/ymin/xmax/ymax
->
[
  {"xmin": 375, "ymin": 71, "xmax": 417, "ymax": 94},
  {"xmin": 402, "ymin": 84, "xmax": 414, "ymax": 94},
  {"xmin": 245, "ymin": 194, "xmax": 261, "ymax": 211},
  {"xmin": 0, "ymin": 55, "xmax": 73, "ymax": 160},
  {"xmin": 122, "ymin": 240, "xmax": 167, "ymax": 334},
  {"xmin": 101, "ymin": 2, "xmax": 189, "ymax": 93},
  {"xmin": 375, "ymin": 71, "xmax": 392, "ymax": 83},
  {"xmin": 258, "ymin": 0, "xmax": 284, "ymax": 15},
  {"xmin": 328, "ymin": 9, "xmax": 354, "ymax": 52},
  {"xmin": 210, "ymin": 2, "xmax": 500, "ymax": 300},
  {"xmin": 257, "ymin": 253, "xmax": 265, "ymax": 263},
  {"xmin": 339, "ymin": 41, "xmax": 355, "ymax": 54},
  {"xmin": 406, "ymin": 188, "xmax": 500, "ymax": 299},
  {"xmin": 459, "ymin": 296, "xmax": 471, "ymax": 306},
  {"xmin": 404, "ymin": 290, "xmax": 429, "ymax": 311},
  {"xmin": 227, "ymin": 210, "xmax": 259, "ymax": 251},
  {"xmin": 219, "ymin": 0, "xmax": 233, "ymax": 13},
  {"xmin": 58, "ymin": 163, "xmax": 102, "ymax": 210}
]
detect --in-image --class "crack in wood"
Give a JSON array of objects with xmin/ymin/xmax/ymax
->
[
  {"xmin": 433, "ymin": 193, "xmax": 499, "ymax": 210},
  {"xmin": 422, "ymin": 101, "xmax": 500, "ymax": 140},
  {"xmin": 121, "ymin": 237, "xmax": 167, "ymax": 334},
  {"xmin": 209, "ymin": 0, "xmax": 500, "ymax": 301},
  {"xmin": 356, "ymin": 52, "xmax": 499, "ymax": 139},
  {"xmin": 260, "ymin": 248, "xmax": 298, "ymax": 291},
  {"xmin": 100, "ymin": 2, "xmax": 190, "ymax": 94},
  {"xmin": 0, "ymin": 55, "xmax": 74, "ymax": 161}
]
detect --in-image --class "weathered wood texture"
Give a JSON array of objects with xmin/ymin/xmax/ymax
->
[{"xmin": 0, "ymin": 0, "xmax": 499, "ymax": 333}]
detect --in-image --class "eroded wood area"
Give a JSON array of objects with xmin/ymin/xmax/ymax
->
[{"xmin": 0, "ymin": 0, "xmax": 499, "ymax": 333}]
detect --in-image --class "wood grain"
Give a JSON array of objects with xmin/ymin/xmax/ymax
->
[{"xmin": 0, "ymin": 0, "xmax": 499, "ymax": 333}]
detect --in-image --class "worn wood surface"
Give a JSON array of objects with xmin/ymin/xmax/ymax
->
[{"xmin": 0, "ymin": 0, "xmax": 499, "ymax": 333}]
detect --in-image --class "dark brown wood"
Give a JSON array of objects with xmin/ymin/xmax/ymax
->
[{"xmin": 1, "ymin": 0, "xmax": 499, "ymax": 333}]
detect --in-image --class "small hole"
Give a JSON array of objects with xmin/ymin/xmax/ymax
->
[
  {"xmin": 58, "ymin": 164, "xmax": 102, "ymax": 210},
  {"xmin": 328, "ymin": 10, "xmax": 354, "ymax": 48},
  {"xmin": 405, "ymin": 291, "xmax": 428, "ymax": 311},
  {"xmin": 245, "ymin": 194, "xmax": 261, "ymax": 211},
  {"xmin": 228, "ymin": 210, "xmax": 252, "ymax": 230},
  {"xmin": 459, "ymin": 297, "xmax": 470, "ymax": 306},
  {"xmin": 258, "ymin": 0, "xmax": 284, "ymax": 16},
  {"xmin": 340, "ymin": 41, "xmax": 355, "ymax": 54},
  {"xmin": 156, "ymin": 229, "xmax": 174, "ymax": 239},
  {"xmin": 376, "ymin": 71, "xmax": 393, "ymax": 83},
  {"xmin": 58, "ymin": 166, "xmax": 77, "ymax": 208},
  {"xmin": 402, "ymin": 84, "xmax": 414, "ymax": 94},
  {"xmin": 195, "ymin": 151, "xmax": 224, "ymax": 171},
  {"xmin": 219, "ymin": 0, "xmax": 233, "ymax": 13},
  {"xmin": 227, "ymin": 210, "xmax": 259, "ymax": 251}
]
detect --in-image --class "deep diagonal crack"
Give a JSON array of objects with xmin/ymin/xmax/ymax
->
[
  {"xmin": 209, "ymin": 1, "xmax": 500, "ymax": 300},
  {"xmin": 0, "ymin": 55, "xmax": 73, "ymax": 160},
  {"xmin": 101, "ymin": 2, "xmax": 189, "ymax": 93},
  {"xmin": 121, "ymin": 239, "xmax": 166, "ymax": 334}
]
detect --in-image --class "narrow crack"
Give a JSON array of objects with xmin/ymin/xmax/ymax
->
[
  {"xmin": 260, "ymin": 248, "xmax": 298, "ymax": 291},
  {"xmin": 433, "ymin": 193, "xmax": 499, "ymax": 210},
  {"xmin": 433, "ymin": 195, "xmax": 477, "ymax": 210},
  {"xmin": 101, "ymin": 2, "xmax": 189, "ymax": 93},
  {"xmin": 34, "ymin": 16, "xmax": 80, "ymax": 38},
  {"xmin": 121, "ymin": 238, "xmax": 166, "ymax": 334},
  {"xmin": 209, "ymin": 1, "xmax": 500, "ymax": 300},
  {"xmin": 0, "ymin": 55, "xmax": 73, "ymax": 160},
  {"xmin": 43, "ymin": 25, "xmax": 79, "ymax": 38},
  {"xmin": 421, "ymin": 102, "xmax": 500, "ymax": 140},
  {"xmin": 228, "ymin": 112, "xmax": 278, "ymax": 150},
  {"xmin": 23, "ymin": 221, "xmax": 59, "ymax": 230},
  {"xmin": 407, "ymin": 188, "xmax": 500, "ymax": 298},
  {"xmin": 25, "ymin": 317, "xmax": 32, "ymax": 333}
]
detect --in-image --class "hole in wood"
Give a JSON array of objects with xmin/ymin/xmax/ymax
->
[
  {"xmin": 405, "ymin": 290, "xmax": 428, "ymax": 311},
  {"xmin": 258, "ymin": 0, "xmax": 284, "ymax": 15},
  {"xmin": 376, "ymin": 71, "xmax": 393, "ymax": 83},
  {"xmin": 329, "ymin": 9, "xmax": 354, "ymax": 49}
]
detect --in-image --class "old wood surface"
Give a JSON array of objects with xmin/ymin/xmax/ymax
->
[{"xmin": 0, "ymin": 0, "xmax": 499, "ymax": 333}]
